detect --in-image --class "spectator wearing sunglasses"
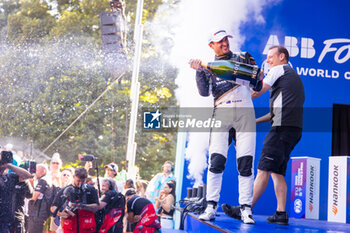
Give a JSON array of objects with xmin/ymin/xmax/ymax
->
[
  {"xmin": 50, "ymin": 152, "xmax": 62, "ymax": 187},
  {"xmin": 46, "ymin": 153, "xmax": 63, "ymax": 232},
  {"xmin": 60, "ymin": 167, "xmax": 74, "ymax": 188}
]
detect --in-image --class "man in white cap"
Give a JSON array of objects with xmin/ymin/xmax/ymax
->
[
  {"xmin": 105, "ymin": 163, "xmax": 124, "ymax": 193},
  {"xmin": 189, "ymin": 30, "xmax": 257, "ymax": 224}
]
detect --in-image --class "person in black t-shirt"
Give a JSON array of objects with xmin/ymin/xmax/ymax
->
[
  {"xmin": 223, "ymin": 45, "xmax": 304, "ymax": 225},
  {"xmin": 51, "ymin": 167, "xmax": 98, "ymax": 233},
  {"xmin": 27, "ymin": 164, "xmax": 51, "ymax": 233},
  {"xmin": 10, "ymin": 180, "xmax": 33, "ymax": 233},
  {"xmin": 252, "ymin": 45, "xmax": 304, "ymax": 225},
  {"xmin": 125, "ymin": 189, "xmax": 160, "ymax": 233},
  {"xmin": 0, "ymin": 161, "xmax": 32, "ymax": 233},
  {"xmin": 86, "ymin": 178, "xmax": 125, "ymax": 233}
]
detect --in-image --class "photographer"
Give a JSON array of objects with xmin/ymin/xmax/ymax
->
[
  {"xmin": 10, "ymin": 179, "xmax": 33, "ymax": 233},
  {"xmin": 126, "ymin": 189, "xmax": 161, "ymax": 233},
  {"xmin": 0, "ymin": 154, "xmax": 32, "ymax": 233},
  {"xmin": 51, "ymin": 167, "xmax": 98, "ymax": 233},
  {"xmin": 83, "ymin": 178, "xmax": 125, "ymax": 233}
]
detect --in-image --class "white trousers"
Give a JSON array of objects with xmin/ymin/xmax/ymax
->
[
  {"xmin": 160, "ymin": 217, "xmax": 174, "ymax": 229},
  {"xmin": 206, "ymin": 87, "xmax": 256, "ymax": 205}
]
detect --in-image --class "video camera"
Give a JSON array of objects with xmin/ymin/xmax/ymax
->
[
  {"xmin": 0, "ymin": 151, "xmax": 13, "ymax": 164},
  {"xmin": 52, "ymin": 186, "xmax": 76, "ymax": 217},
  {"xmin": 19, "ymin": 160, "xmax": 37, "ymax": 174},
  {"xmin": 53, "ymin": 185, "xmax": 90, "ymax": 218},
  {"xmin": 64, "ymin": 202, "xmax": 78, "ymax": 217}
]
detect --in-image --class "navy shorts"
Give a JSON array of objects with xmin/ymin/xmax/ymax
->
[{"xmin": 257, "ymin": 126, "xmax": 302, "ymax": 176}]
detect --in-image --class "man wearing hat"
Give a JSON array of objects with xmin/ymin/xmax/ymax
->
[
  {"xmin": 105, "ymin": 163, "xmax": 124, "ymax": 193},
  {"xmin": 189, "ymin": 30, "xmax": 257, "ymax": 224}
]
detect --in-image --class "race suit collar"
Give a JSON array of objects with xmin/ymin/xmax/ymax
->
[{"xmin": 215, "ymin": 50, "xmax": 233, "ymax": 60}]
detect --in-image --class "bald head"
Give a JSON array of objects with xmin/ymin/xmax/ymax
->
[{"xmin": 35, "ymin": 163, "xmax": 48, "ymax": 179}]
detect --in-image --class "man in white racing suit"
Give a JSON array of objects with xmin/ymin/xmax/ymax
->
[{"xmin": 189, "ymin": 30, "xmax": 260, "ymax": 224}]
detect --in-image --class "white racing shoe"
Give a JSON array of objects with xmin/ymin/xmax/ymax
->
[
  {"xmin": 199, "ymin": 204, "xmax": 217, "ymax": 221},
  {"xmin": 240, "ymin": 205, "xmax": 255, "ymax": 224}
]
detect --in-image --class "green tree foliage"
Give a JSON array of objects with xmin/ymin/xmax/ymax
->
[
  {"xmin": 126, "ymin": 0, "xmax": 164, "ymax": 24},
  {"xmin": 0, "ymin": 0, "xmax": 178, "ymax": 180},
  {"xmin": 0, "ymin": 0, "xmax": 20, "ymax": 31},
  {"xmin": 49, "ymin": 0, "xmax": 110, "ymax": 42},
  {"xmin": 6, "ymin": 0, "xmax": 55, "ymax": 43},
  {"xmin": 54, "ymin": 0, "xmax": 82, "ymax": 14}
]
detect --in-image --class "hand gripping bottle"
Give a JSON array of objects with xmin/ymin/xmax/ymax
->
[{"xmin": 201, "ymin": 60, "xmax": 263, "ymax": 91}]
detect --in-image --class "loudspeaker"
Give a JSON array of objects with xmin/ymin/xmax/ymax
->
[{"xmin": 100, "ymin": 11, "xmax": 126, "ymax": 56}]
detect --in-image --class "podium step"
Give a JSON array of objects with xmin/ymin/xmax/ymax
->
[
  {"xmin": 162, "ymin": 229, "xmax": 187, "ymax": 233},
  {"xmin": 185, "ymin": 212, "xmax": 350, "ymax": 233}
]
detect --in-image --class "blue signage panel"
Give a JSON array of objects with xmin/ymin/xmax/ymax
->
[
  {"xmin": 180, "ymin": 0, "xmax": 349, "ymax": 221},
  {"xmin": 228, "ymin": 0, "xmax": 349, "ymax": 220}
]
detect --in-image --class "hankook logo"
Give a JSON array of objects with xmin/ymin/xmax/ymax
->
[
  {"xmin": 332, "ymin": 205, "xmax": 338, "ymax": 216},
  {"xmin": 332, "ymin": 165, "xmax": 339, "ymax": 215},
  {"xmin": 309, "ymin": 165, "xmax": 315, "ymax": 212},
  {"xmin": 309, "ymin": 203, "xmax": 313, "ymax": 212}
]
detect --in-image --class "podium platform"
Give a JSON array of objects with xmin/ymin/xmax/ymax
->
[{"xmin": 184, "ymin": 212, "xmax": 350, "ymax": 233}]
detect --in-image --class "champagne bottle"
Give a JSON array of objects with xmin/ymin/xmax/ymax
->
[{"xmin": 201, "ymin": 60, "xmax": 262, "ymax": 91}]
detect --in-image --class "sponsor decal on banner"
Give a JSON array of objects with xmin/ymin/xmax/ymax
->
[
  {"xmin": 309, "ymin": 166, "xmax": 314, "ymax": 212},
  {"xmin": 291, "ymin": 157, "xmax": 320, "ymax": 219},
  {"xmin": 294, "ymin": 199, "xmax": 303, "ymax": 214},
  {"xmin": 305, "ymin": 159, "xmax": 320, "ymax": 219},
  {"xmin": 328, "ymin": 156, "xmax": 350, "ymax": 223},
  {"xmin": 262, "ymin": 35, "xmax": 350, "ymax": 80},
  {"xmin": 332, "ymin": 165, "xmax": 339, "ymax": 213},
  {"xmin": 291, "ymin": 159, "xmax": 306, "ymax": 218},
  {"xmin": 332, "ymin": 205, "xmax": 338, "ymax": 216}
]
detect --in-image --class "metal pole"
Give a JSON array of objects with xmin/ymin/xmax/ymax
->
[
  {"xmin": 127, "ymin": 0, "xmax": 144, "ymax": 180},
  {"xmin": 30, "ymin": 140, "xmax": 33, "ymax": 159}
]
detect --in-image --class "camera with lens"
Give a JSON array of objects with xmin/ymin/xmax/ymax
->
[
  {"xmin": 0, "ymin": 151, "xmax": 13, "ymax": 164},
  {"xmin": 64, "ymin": 202, "xmax": 78, "ymax": 217},
  {"xmin": 19, "ymin": 160, "xmax": 37, "ymax": 174},
  {"xmin": 61, "ymin": 186, "xmax": 85, "ymax": 217}
]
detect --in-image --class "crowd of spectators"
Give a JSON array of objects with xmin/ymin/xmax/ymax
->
[{"xmin": 0, "ymin": 146, "xmax": 176, "ymax": 233}]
